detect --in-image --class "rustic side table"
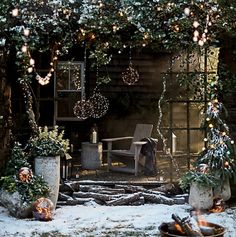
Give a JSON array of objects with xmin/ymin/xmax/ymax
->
[{"xmin": 81, "ymin": 142, "xmax": 103, "ymax": 170}]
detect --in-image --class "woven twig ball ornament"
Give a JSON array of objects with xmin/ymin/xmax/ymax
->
[
  {"xmin": 18, "ymin": 167, "xmax": 33, "ymax": 183},
  {"xmin": 122, "ymin": 62, "xmax": 139, "ymax": 85},
  {"xmin": 33, "ymin": 197, "xmax": 54, "ymax": 221},
  {"xmin": 90, "ymin": 92, "xmax": 109, "ymax": 118},
  {"xmin": 73, "ymin": 100, "xmax": 93, "ymax": 120}
]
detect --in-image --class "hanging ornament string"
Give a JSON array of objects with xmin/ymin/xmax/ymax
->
[
  {"xmin": 157, "ymin": 54, "xmax": 182, "ymax": 178},
  {"xmin": 89, "ymin": 61, "xmax": 109, "ymax": 119},
  {"xmin": 73, "ymin": 45, "xmax": 94, "ymax": 120},
  {"xmin": 35, "ymin": 44, "xmax": 60, "ymax": 85},
  {"xmin": 122, "ymin": 46, "xmax": 139, "ymax": 85},
  {"xmin": 157, "ymin": 76, "xmax": 167, "ymax": 152}
]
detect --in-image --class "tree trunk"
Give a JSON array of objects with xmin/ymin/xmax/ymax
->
[{"xmin": 0, "ymin": 49, "xmax": 12, "ymax": 176}]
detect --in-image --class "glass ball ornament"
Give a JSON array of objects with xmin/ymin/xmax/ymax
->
[
  {"xmin": 73, "ymin": 99, "xmax": 93, "ymax": 120},
  {"xmin": 90, "ymin": 92, "xmax": 109, "ymax": 118},
  {"xmin": 32, "ymin": 197, "xmax": 54, "ymax": 221},
  {"xmin": 18, "ymin": 167, "xmax": 33, "ymax": 182}
]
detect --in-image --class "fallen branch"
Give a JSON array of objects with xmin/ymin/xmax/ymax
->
[
  {"xmin": 141, "ymin": 193, "xmax": 175, "ymax": 205},
  {"xmin": 106, "ymin": 193, "xmax": 141, "ymax": 206}
]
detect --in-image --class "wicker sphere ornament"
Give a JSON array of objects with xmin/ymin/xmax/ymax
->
[
  {"xmin": 32, "ymin": 197, "xmax": 54, "ymax": 221},
  {"xmin": 18, "ymin": 167, "xmax": 33, "ymax": 182},
  {"xmin": 196, "ymin": 164, "xmax": 209, "ymax": 173},
  {"xmin": 73, "ymin": 99, "xmax": 93, "ymax": 120},
  {"xmin": 122, "ymin": 62, "xmax": 139, "ymax": 85},
  {"xmin": 90, "ymin": 92, "xmax": 109, "ymax": 118}
]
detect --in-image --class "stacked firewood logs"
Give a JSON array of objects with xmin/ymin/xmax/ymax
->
[{"xmin": 57, "ymin": 181, "xmax": 188, "ymax": 206}]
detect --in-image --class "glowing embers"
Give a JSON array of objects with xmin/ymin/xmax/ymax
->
[
  {"xmin": 33, "ymin": 197, "xmax": 54, "ymax": 221},
  {"xmin": 209, "ymin": 198, "xmax": 225, "ymax": 213},
  {"xmin": 122, "ymin": 62, "xmax": 139, "ymax": 85},
  {"xmin": 73, "ymin": 100, "xmax": 93, "ymax": 120},
  {"xmin": 18, "ymin": 167, "xmax": 33, "ymax": 183},
  {"xmin": 159, "ymin": 214, "xmax": 225, "ymax": 237}
]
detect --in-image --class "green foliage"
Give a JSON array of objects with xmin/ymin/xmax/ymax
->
[
  {"xmin": 0, "ymin": 176, "xmax": 17, "ymax": 193},
  {"xmin": 179, "ymin": 170, "xmax": 220, "ymax": 191},
  {"xmin": 0, "ymin": 175, "xmax": 49, "ymax": 205},
  {"xmin": 4, "ymin": 142, "xmax": 30, "ymax": 176},
  {"xmin": 0, "ymin": 142, "xmax": 50, "ymax": 205},
  {"xmin": 17, "ymin": 175, "xmax": 50, "ymax": 205},
  {"xmin": 29, "ymin": 126, "xmax": 70, "ymax": 157}
]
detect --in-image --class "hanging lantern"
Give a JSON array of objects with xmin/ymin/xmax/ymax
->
[
  {"xmin": 90, "ymin": 92, "xmax": 109, "ymax": 118},
  {"xmin": 32, "ymin": 197, "xmax": 54, "ymax": 221},
  {"xmin": 122, "ymin": 62, "xmax": 139, "ymax": 85},
  {"xmin": 18, "ymin": 167, "xmax": 33, "ymax": 182},
  {"xmin": 73, "ymin": 100, "xmax": 93, "ymax": 120}
]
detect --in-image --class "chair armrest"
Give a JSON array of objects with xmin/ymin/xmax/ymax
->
[
  {"xmin": 102, "ymin": 136, "xmax": 133, "ymax": 142},
  {"xmin": 133, "ymin": 141, "xmax": 147, "ymax": 146}
]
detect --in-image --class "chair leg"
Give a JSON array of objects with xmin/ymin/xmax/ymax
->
[
  {"xmin": 134, "ymin": 144, "xmax": 143, "ymax": 176},
  {"xmin": 107, "ymin": 141, "xmax": 112, "ymax": 171}
]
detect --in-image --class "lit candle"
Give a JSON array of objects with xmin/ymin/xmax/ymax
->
[
  {"xmin": 92, "ymin": 130, "xmax": 97, "ymax": 143},
  {"xmin": 62, "ymin": 165, "xmax": 65, "ymax": 179}
]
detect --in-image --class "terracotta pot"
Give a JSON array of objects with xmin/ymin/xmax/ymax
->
[{"xmin": 34, "ymin": 156, "xmax": 60, "ymax": 209}]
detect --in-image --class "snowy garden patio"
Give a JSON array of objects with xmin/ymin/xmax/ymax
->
[
  {"xmin": 1, "ymin": 0, "xmax": 236, "ymax": 237},
  {"xmin": 1, "ymin": 200, "xmax": 236, "ymax": 236}
]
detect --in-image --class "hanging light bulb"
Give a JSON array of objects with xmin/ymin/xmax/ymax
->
[
  {"xmin": 193, "ymin": 36, "xmax": 198, "ymax": 42},
  {"xmin": 23, "ymin": 28, "xmax": 30, "ymax": 36},
  {"xmin": 194, "ymin": 30, "xmax": 199, "ymax": 37},
  {"xmin": 21, "ymin": 45, "xmax": 28, "ymax": 53},
  {"xmin": 28, "ymin": 67, "xmax": 33, "ymax": 73},
  {"xmin": 184, "ymin": 7, "xmax": 190, "ymax": 16},
  {"xmin": 29, "ymin": 58, "xmax": 35, "ymax": 66},
  {"xmin": 12, "ymin": 8, "xmax": 19, "ymax": 17},
  {"xmin": 193, "ymin": 21, "xmax": 200, "ymax": 28},
  {"xmin": 198, "ymin": 39, "xmax": 204, "ymax": 46}
]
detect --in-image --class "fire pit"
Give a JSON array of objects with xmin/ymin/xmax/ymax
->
[{"xmin": 159, "ymin": 221, "xmax": 225, "ymax": 237}]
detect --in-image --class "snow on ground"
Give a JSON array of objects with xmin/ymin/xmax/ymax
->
[{"xmin": 0, "ymin": 202, "xmax": 236, "ymax": 237}]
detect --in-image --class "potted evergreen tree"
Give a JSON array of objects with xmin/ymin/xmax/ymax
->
[
  {"xmin": 180, "ymin": 99, "xmax": 236, "ymax": 209},
  {"xmin": 29, "ymin": 126, "xmax": 70, "ymax": 207}
]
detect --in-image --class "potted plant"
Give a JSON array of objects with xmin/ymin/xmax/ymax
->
[
  {"xmin": 28, "ymin": 126, "xmax": 70, "ymax": 207},
  {"xmin": 29, "ymin": 125, "xmax": 70, "ymax": 158},
  {"xmin": 180, "ymin": 169, "xmax": 219, "ymax": 210},
  {"xmin": 0, "ymin": 142, "xmax": 50, "ymax": 218}
]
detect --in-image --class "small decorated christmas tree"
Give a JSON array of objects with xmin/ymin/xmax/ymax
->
[
  {"xmin": 197, "ymin": 99, "xmax": 236, "ymax": 185},
  {"xmin": 180, "ymin": 99, "xmax": 236, "ymax": 191}
]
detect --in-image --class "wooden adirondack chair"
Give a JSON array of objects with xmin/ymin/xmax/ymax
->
[{"xmin": 102, "ymin": 124, "xmax": 154, "ymax": 176}]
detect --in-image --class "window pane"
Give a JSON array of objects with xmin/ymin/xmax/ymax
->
[
  {"xmin": 189, "ymin": 102, "xmax": 204, "ymax": 128},
  {"xmin": 190, "ymin": 130, "xmax": 204, "ymax": 154},
  {"xmin": 172, "ymin": 103, "xmax": 187, "ymax": 128}
]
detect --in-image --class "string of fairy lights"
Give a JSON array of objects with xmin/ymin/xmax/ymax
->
[
  {"xmin": 184, "ymin": 2, "xmax": 219, "ymax": 47},
  {"xmin": 122, "ymin": 46, "xmax": 139, "ymax": 85},
  {"xmin": 157, "ymin": 54, "xmax": 183, "ymax": 178},
  {"xmin": 73, "ymin": 48, "xmax": 110, "ymax": 120}
]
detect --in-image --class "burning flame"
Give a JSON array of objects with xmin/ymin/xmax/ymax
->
[
  {"xmin": 209, "ymin": 198, "xmax": 225, "ymax": 213},
  {"xmin": 175, "ymin": 223, "xmax": 185, "ymax": 234}
]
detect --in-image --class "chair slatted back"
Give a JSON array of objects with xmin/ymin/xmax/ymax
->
[{"xmin": 129, "ymin": 124, "xmax": 153, "ymax": 153}]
